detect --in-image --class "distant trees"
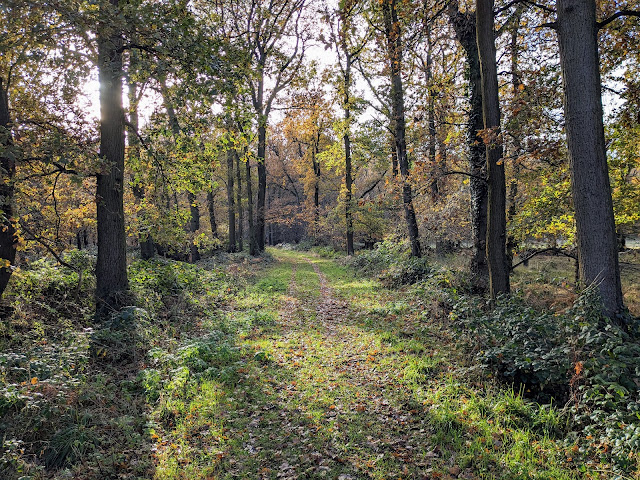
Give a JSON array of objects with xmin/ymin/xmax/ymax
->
[
  {"xmin": 1, "ymin": 0, "xmax": 638, "ymax": 321},
  {"xmin": 212, "ymin": 0, "xmax": 309, "ymax": 253}
]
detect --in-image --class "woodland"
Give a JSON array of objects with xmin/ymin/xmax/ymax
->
[{"xmin": 1, "ymin": 0, "xmax": 640, "ymax": 478}]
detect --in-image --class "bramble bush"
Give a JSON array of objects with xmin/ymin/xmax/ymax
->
[
  {"xmin": 450, "ymin": 287, "xmax": 640, "ymax": 473},
  {"xmin": 344, "ymin": 239, "xmax": 432, "ymax": 287}
]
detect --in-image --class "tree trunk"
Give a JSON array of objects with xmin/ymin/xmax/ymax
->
[
  {"xmin": 345, "ymin": 121, "xmax": 355, "ymax": 256},
  {"xmin": 256, "ymin": 122, "xmax": 267, "ymax": 252},
  {"xmin": 246, "ymin": 157, "xmax": 256, "ymax": 255},
  {"xmin": 235, "ymin": 151, "xmax": 244, "ymax": 251},
  {"xmin": 506, "ymin": 8, "xmax": 523, "ymax": 266},
  {"xmin": 382, "ymin": 0, "xmax": 421, "ymax": 258},
  {"xmin": 0, "ymin": 77, "xmax": 16, "ymax": 298},
  {"xmin": 426, "ymin": 26, "xmax": 439, "ymax": 200},
  {"xmin": 390, "ymin": 135, "xmax": 398, "ymax": 177},
  {"xmin": 207, "ymin": 190, "xmax": 218, "ymax": 239},
  {"xmin": 342, "ymin": 54, "xmax": 355, "ymax": 256},
  {"xmin": 160, "ymin": 78, "xmax": 200, "ymax": 261},
  {"xmin": 448, "ymin": 2, "xmax": 490, "ymax": 294},
  {"xmin": 556, "ymin": 0, "xmax": 624, "ymax": 319},
  {"xmin": 476, "ymin": 0, "xmax": 510, "ymax": 298},
  {"xmin": 226, "ymin": 149, "xmax": 236, "ymax": 253},
  {"xmin": 188, "ymin": 191, "xmax": 200, "ymax": 261},
  {"xmin": 96, "ymin": 1, "xmax": 129, "ymax": 316},
  {"xmin": 312, "ymin": 133, "xmax": 321, "ymax": 239}
]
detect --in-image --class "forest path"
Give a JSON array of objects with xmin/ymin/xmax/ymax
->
[
  {"xmin": 216, "ymin": 249, "xmax": 455, "ymax": 480},
  {"xmin": 203, "ymin": 249, "xmax": 574, "ymax": 480}
]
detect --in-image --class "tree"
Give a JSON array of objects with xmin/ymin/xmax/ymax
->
[
  {"xmin": 322, "ymin": 0, "xmax": 372, "ymax": 255},
  {"xmin": 212, "ymin": 0, "xmax": 309, "ymax": 253},
  {"xmin": 447, "ymin": 0, "xmax": 489, "ymax": 294},
  {"xmin": 0, "ymin": 76, "xmax": 16, "ymax": 299},
  {"xmin": 379, "ymin": 0, "xmax": 422, "ymax": 258},
  {"xmin": 95, "ymin": 0, "xmax": 129, "ymax": 315},
  {"xmin": 556, "ymin": 0, "xmax": 624, "ymax": 318},
  {"xmin": 476, "ymin": 0, "xmax": 510, "ymax": 298}
]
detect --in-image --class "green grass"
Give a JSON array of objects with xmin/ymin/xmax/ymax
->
[{"xmin": 1, "ymin": 248, "xmax": 636, "ymax": 479}]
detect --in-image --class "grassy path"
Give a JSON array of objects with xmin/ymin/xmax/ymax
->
[{"xmin": 152, "ymin": 249, "xmax": 585, "ymax": 479}]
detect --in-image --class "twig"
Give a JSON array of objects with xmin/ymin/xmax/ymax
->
[
  {"xmin": 511, "ymin": 247, "xmax": 576, "ymax": 270},
  {"xmin": 19, "ymin": 222, "xmax": 76, "ymax": 271},
  {"xmin": 598, "ymin": 10, "xmax": 640, "ymax": 30}
]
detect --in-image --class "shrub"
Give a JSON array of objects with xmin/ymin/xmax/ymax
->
[
  {"xmin": 451, "ymin": 288, "xmax": 640, "ymax": 473},
  {"xmin": 344, "ymin": 239, "xmax": 432, "ymax": 287}
]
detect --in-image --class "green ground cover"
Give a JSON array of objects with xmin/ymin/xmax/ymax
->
[{"xmin": 1, "ymin": 248, "xmax": 637, "ymax": 479}]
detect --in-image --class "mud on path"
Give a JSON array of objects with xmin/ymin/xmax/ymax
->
[
  {"xmin": 306, "ymin": 259, "xmax": 350, "ymax": 334},
  {"xmin": 252, "ymin": 251, "xmax": 444, "ymax": 479}
]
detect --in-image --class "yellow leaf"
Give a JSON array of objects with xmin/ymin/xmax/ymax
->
[{"xmin": 31, "ymin": 377, "xmax": 38, "ymax": 385}]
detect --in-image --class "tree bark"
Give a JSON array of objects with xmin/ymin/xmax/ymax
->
[
  {"xmin": 312, "ymin": 132, "xmax": 321, "ymax": 239},
  {"xmin": 426, "ymin": 25, "xmax": 439, "ymax": 200},
  {"xmin": 96, "ymin": 0, "xmax": 129, "ymax": 316},
  {"xmin": 207, "ymin": 190, "xmax": 218, "ymax": 239},
  {"xmin": 382, "ymin": 0, "xmax": 421, "ymax": 258},
  {"xmin": 345, "ymin": 112, "xmax": 355, "ymax": 256},
  {"xmin": 0, "ymin": 77, "xmax": 16, "ymax": 298},
  {"xmin": 476, "ymin": 0, "xmax": 510, "ymax": 298},
  {"xmin": 256, "ymin": 121, "xmax": 267, "ymax": 252},
  {"xmin": 188, "ymin": 191, "xmax": 200, "ymax": 261},
  {"xmin": 506, "ymin": 8, "xmax": 523, "ymax": 266},
  {"xmin": 556, "ymin": 0, "xmax": 624, "ymax": 319},
  {"xmin": 226, "ymin": 148, "xmax": 236, "ymax": 253},
  {"xmin": 235, "ymin": 150, "xmax": 244, "ymax": 251},
  {"xmin": 246, "ymin": 157, "xmax": 256, "ymax": 255},
  {"xmin": 342, "ymin": 51, "xmax": 355, "ymax": 256},
  {"xmin": 448, "ymin": 2, "xmax": 489, "ymax": 294}
]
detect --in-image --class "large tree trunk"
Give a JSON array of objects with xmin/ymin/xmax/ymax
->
[
  {"xmin": 345, "ymin": 117, "xmax": 355, "ymax": 256},
  {"xmin": 96, "ymin": 1, "xmax": 129, "ymax": 316},
  {"xmin": 235, "ymin": 151, "xmax": 244, "ymax": 251},
  {"xmin": 448, "ymin": 2, "xmax": 489, "ymax": 294},
  {"xmin": 207, "ymin": 190, "xmax": 218, "ymax": 239},
  {"xmin": 382, "ymin": 0, "xmax": 421, "ymax": 258},
  {"xmin": 476, "ymin": 0, "xmax": 510, "ymax": 298},
  {"xmin": 557, "ymin": 0, "xmax": 624, "ymax": 319},
  {"xmin": 246, "ymin": 157, "xmax": 256, "ymax": 255},
  {"xmin": 342, "ymin": 52, "xmax": 355, "ymax": 256},
  {"xmin": 256, "ymin": 122, "xmax": 267, "ymax": 252},
  {"xmin": 188, "ymin": 191, "xmax": 200, "ymax": 261},
  {"xmin": 226, "ymin": 149, "xmax": 236, "ymax": 253},
  {"xmin": 0, "ymin": 77, "xmax": 16, "ymax": 298},
  {"xmin": 312, "ymin": 132, "xmax": 321, "ymax": 239},
  {"xmin": 426, "ymin": 26, "xmax": 439, "ymax": 200},
  {"xmin": 506, "ymin": 8, "xmax": 523, "ymax": 266}
]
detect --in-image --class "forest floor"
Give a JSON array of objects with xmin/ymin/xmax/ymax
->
[
  {"xmin": 2, "ymin": 247, "xmax": 636, "ymax": 479},
  {"xmin": 147, "ymin": 249, "xmax": 588, "ymax": 480}
]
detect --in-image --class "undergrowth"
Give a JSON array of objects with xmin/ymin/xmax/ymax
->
[
  {"xmin": 449, "ymin": 287, "xmax": 640, "ymax": 475},
  {"xmin": 1, "ymin": 246, "xmax": 638, "ymax": 478},
  {"xmin": 343, "ymin": 239, "xmax": 433, "ymax": 287},
  {"xmin": 0, "ymin": 251, "xmax": 236, "ymax": 479}
]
